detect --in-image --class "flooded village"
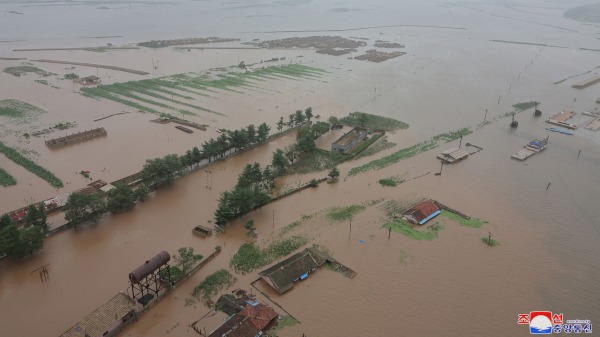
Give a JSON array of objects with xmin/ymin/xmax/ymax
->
[{"xmin": 1, "ymin": 0, "xmax": 600, "ymax": 336}]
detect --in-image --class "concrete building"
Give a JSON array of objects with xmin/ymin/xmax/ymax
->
[{"xmin": 331, "ymin": 127, "xmax": 367, "ymax": 154}]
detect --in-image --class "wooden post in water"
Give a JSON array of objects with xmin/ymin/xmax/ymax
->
[
  {"xmin": 484, "ymin": 109, "xmax": 488, "ymax": 122},
  {"xmin": 388, "ymin": 227, "xmax": 391, "ymax": 239},
  {"xmin": 349, "ymin": 218, "xmax": 352, "ymax": 239},
  {"xmin": 546, "ymin": 182, "xmax": 551, "ymax": 191},
  {"xmin": 578, "ymin": 149, "xmax": 581, "ymax": 158}
]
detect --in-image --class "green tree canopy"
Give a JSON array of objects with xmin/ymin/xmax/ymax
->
[
  {"xmin": 173, "ymin": 247, "xmax": 203, "ymax": 273},
  {"xmin": 64, "ymin": 192, "xmax": 106, "ymax": 227},
  {"xmin": 305, "ymin": 107, "xmax": 313, "ymax": 121},
  {"xmin": 106, "ymin": 183, "xmax": 136, "ymax": 213}
]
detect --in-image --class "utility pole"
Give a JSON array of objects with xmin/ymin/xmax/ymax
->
[
  {"xmin": 459, "ymin": 135, "xmax": 463, "ymax": 148},
  {"xmin": 484, "ymin": 109, "xmax": 488, "ymax": 122}
]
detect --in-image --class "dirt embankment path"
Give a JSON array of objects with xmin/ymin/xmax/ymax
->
[{"xmin": 31, "ymin": 59, "xmax": 149, "ymax": 75}]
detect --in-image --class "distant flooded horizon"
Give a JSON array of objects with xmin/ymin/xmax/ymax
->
[{"xmin": 1, "ymin": 0, "xmax": 599, "ymax": 336}]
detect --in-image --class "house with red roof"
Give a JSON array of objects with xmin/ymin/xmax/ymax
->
[
  {"xmin": 208, "ymin": 302, "xmax": 279, "ymax": 337},
  {"xmin": 403, "ymin": 200, "xmax": 441, "ymax": 225}
]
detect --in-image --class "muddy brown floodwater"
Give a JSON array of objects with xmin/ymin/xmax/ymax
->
[{"xmin": 1, "ymin": 1, "xmax": 599, "ymax": 336}]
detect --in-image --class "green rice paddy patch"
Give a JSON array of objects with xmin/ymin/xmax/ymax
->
[
  {"xmin": 327, "ymin": 204, "xmax": 366, "ymax": 222},
  {"xmin": 0, "ymin": 141, "xmax": 63, "ymax": 188},
  {"xmin": 351, "ymin": 132, "xmax": 384, "ymax": 155},
  {"xmin": 79, "ymin": 64, "xmax": 324, "ymax": 118},
  {"xmin": 0, "ymin": 167, "xmax": 17, "ymax": 187},
  {"xmin": 355, "ymin": 136, "xmax": 396, "ymax": 159},
  {"xmin": 340, "ymin": 112, "xmax": 409, "ymax": 131},
  {"xmin": 349, "ymin": 128, "xmax": 471, "ymax": 176},
  {"xmin": 384, "ymin": 219, "xmax": 442, "ymax": 240},
  {"xmin": 3, "ymin": 65, "xmax": 51, "ymax": 76},
  {"xmin": 378, "ymin": 176, "xmax": 404, "ymax": 187},
  {"xmin": 289, "ymin": 148, "xmax": 349, "ymax": 174},
  {"xmin": 399, "ymin": 249, "xmax": 408, "ymax": 265},
  {"xmin": 512, "ymin": 101, "xmax": 539, "ymax": 112},
  {"xmin": 440, "ymin": 209, "xmax": 486, "ymax": 228},
  {"xmin": 192, "ymin": 269, "xmax": 236, "ymax": 301},
  {"xmin": 230, "ymin": 235, "xmax": 308, "ymax": 274},
  {"xmin": 0, "ymin": 99, "xmax": 46, "ymax": 121}
]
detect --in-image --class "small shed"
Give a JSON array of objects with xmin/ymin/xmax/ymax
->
[
  {"xmin": 79, "ymin": 75, "xmax": 101, "ymax": 85},
  {"xmin": 215, "ymin": 294, "xmax": 245, "ymax": 316},
  {"xmin": 403, "ymin": 200, "xmax": 441, "ymax": 225},
  {"xmin": 437, "ymin": 147, "xmax": 469, "ymax": 163},
  {"xmin": 331, "ymin": 126, "xmax": 367, "ymax": 154}
]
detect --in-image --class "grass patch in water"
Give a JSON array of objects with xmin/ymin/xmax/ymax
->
[
  {"xmin": 192, "ymin": 269, "xmax": 236, "ymax": 301},
  {"xmin": 327, "ymin": 204, "xmax": 366, "ymax": 221},
  {"xmin": 512, "ymin": 101, "xmax": 539, "ymax": 112},
  {"xmin": 440, "ymin": 209, "xmax": 486, "ymax": 228},
  {"xmin": 355, "ymin": 136, "xmax": 396, "ymax": 159},
  {"xmin": 0, "ymin": 99, "xmax": 45, "ymax": 121},
  {"xmin": 0, "ymin": 141, "xmax": 63, "ymax": 188},
  {"xmin": 383, "ymin": 219, "xmax": 442, "ymax": 240},
  {"xmin": 0, "ymin": 167, "xmax": 17, "ymax": 187},
  {"xmin": 230, "ymin": 235, "xmax": 308, "ymax": 274},
  {"xmin": 289, "ymin": 148, "xmax": 349, "ymax": 174},
  {"xmin": 340, "ymin": 112, "xmax": 409, "ymax": 131},
  {"xmin": 349, "ymin": 128, "xmax": 471, "ymax": 175}
]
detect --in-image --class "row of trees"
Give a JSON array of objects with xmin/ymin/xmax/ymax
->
[
  {"xmin": 0, "ymin": 204, "xmax": 46, "ymax": 259},
  {"xmin": 64, "ymin": 183, "xmax": 150, "ymax": 228},
  {"xmin": 276, "ymin": 107, "xmax": 313, "ymax": 133},
  {"xmin": 214, "ymin": 162, "xmax": 273, "ymax": 225},
  {"xmin": 214, "ymin": 119, "xmax": 335, "ymax": 226},
  {"xmin": 271, "ymin": 121, "xmax": 332, "ymax": 174}
]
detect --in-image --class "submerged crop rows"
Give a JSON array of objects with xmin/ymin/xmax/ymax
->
[{"xmin": 81, "ymin": 64, "xmax": 326, "ymax": 118}]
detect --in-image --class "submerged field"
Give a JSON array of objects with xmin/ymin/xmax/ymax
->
[{"xmin": 80, "ymin": 64, "xmax": 327, "ymax": 119}]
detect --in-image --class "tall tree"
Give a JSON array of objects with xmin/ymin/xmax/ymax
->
[
  {"xmin": 0, "ymin": 213, "xmax": 13, "ymax": 229},
  {"xmin": 271, "ymin": 149, "xmax": 289, "ymax": 174},
  {"xmin": 215, "ymin": 191, "xmax": 234, "ymax": 225},
  {"xmin": 19, "ymin": 226, "xmax": 44, "ymax": 257},
  {"xmin": 257, "ymin": 122, "xmax": 270, "ymax": 142},
  {"xmin": 216, "ymin": 133, "xmax": 230, "ymax": 156},
  {"xmin": 287, "ymin": 114, "xmax": 295, "ymax": 128},
  {"xmin": 284, "ymin": 145, "xmax": 298, "ymax": 164},
  {"xmin": 262, "ymin": 166, "xmax": 274, "ymax": 189},
  {"xmin": 0, "ymin": 224, "xmax": 21, "ymax": 257},
  {"xmin": 106, "ymin": 183, "xmax": 136, "ymax": 213},
  {"xmin": 328, "ymin": 116, "xmax": 339, "ymax": 125},
  {"xmin": 328, "ymin": 167, "xmax": 340, "ymax": 180},
  {"xmin": 294, "ymin": 109, "xmax": 305, "ymax": 126},
  {"xmin": 191, "ymin": 146, "xmax": 202, "ymax": 167},
  {"xmin": 134, "ymin": 184, "xmax": 151, "ymax": 202},
  {"xmin": 64, "ymin": 192, "xmax": 106, "ymax": 227},
  {"xmin": 276, "ymin": 117, "xmax": 285, "ymax": 133},
  {"xmin": 24, "ymin": 204, "xmax": 46, "ymax": 229},
  {"xmin": 304, "ymin": 107, "xmax": 313, "ymax": 121},
  {"xmin": 246, "ymin": 124, "xmax": 257, "ymax": 145},
  {"xmin": 312, "ymin": 121, "xmax": 331, "ymax": 137},
  {"xmin": 173, "ymin": 247, "xmax": 203, "ymax": 273},
  {"xmin": 296, "ymin": 127, "xmax": 316, "ymax": 153}
]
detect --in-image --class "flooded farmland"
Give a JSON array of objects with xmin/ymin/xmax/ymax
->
[{"xmin": 1, "ymin": 0, "xmax": 599, "ymax": 336}]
